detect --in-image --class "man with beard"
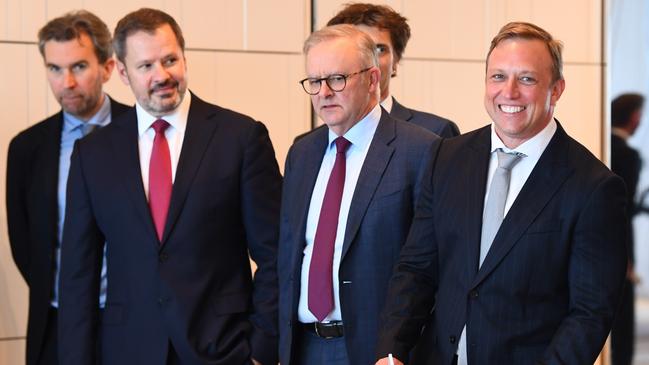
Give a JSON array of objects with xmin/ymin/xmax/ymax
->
[
  {"xmin": 6, "ymin": 10, "xmax": 129, "ymax": 365},
  {"xmin": 57, "ymin": 8, "xmax": 282, "ymax": 365}
]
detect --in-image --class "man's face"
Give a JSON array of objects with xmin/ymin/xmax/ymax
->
[
  {"xmin": 356, "ymin": 25, "xmax": 394, "ymax": 101},
  {"xmin": 43, "ymin": 33, "xmax": 113, "ymax": 120},
  {"xmin": 117, "ymin": 24, "xmax": 187, "ymax": 117},
  {"xmin": 484, "ymin": 38, "xmax": 565, "ymax": 148},
  {"xmin": 305, "ymin": 37, "xmax": 380, "ymax": 136}
]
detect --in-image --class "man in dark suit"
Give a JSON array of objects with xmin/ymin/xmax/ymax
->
[
  {"xmin": 610, "ymin": 93, "xmax": 644, "ymax": 365},
  {"xmin": 376, "ymin": 22, "xmax": 628, "ymax": 365},
  {"xmin": 327, "ymin": 3, "xmax": 459, "ymax": 138},
  {"xmin": 57, "ymin": 8, "xmax": 281, "ymax": 365},
  {"xmin": 6, "ymin": 10, "xmax": 129, "ymax": 365},
  {"xmin": 278, "ymin": 24, "xmax": 440, "ymax": 365}
]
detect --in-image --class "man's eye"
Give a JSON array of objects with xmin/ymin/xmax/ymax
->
[
  {"xmin": 328, "ymin": 75, "xmax": 346, "ymax": 83},
  {"xmin": 72, "ymin": 64, "xmax": 87, "ymax": 72},
  {"xmin": 491, "ymin": 74, "xmax": 505, "ymax": 81},
  {"xmin": 163, "ymin": 58, "xmax": 177, "ymax": 66},
  {"xmin": 376, "ymin": 45, "xmax": 388, "ymax": 54},
  {"xmin": 307, "ymin": 79, "xmax": 321, "ymax": 87},
  {"xmin": 47, "ymin": 65, "xmax": 60, "ymax": 73},
  {"xmin": 520, "ymin": 76, "xmax": 536, "ymax": 84}
]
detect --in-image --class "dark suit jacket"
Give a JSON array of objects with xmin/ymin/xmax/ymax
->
[
  {"xmin": 611, "ymin": 133, "xmax": 641, "ymax": 263},
  {"xmin": 278, "ymin": 110, "xmax": 441, "ymax": 365},
  {"xmin": 294, "ymin": 98, "xmax": 459, "ymax": 143},
  {"xmin": 58, "ymin": 93, "xmax": 282, "ymax": 365},
  {"xmin": 376, "ymin": 122, "xmax": 628, "ymax": 365},
  {"xmin": 6, "ymin": 97, "xmax": 129, "ymax": 365},
  {"xmin": 390, "ymin": 97, "xmax": 460, "ymax": 138}
]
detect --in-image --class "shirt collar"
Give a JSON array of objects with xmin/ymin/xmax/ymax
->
[
  {"xmin": 490, "ymin": 118, "xmax": 557, "ymax": 160},
  {"xmin": 63, "ymin": 93, "xmax": 111, "ymax": 132},
  {"xmin": 327, "ymin": 103, "xmax": 381, "ymax": 151},
  {"xmin": 136, "ymin": 91, "xmax": 191, "ymax": 136},
  {"xmin": 380, "ymin": 93, "xmax": 393, "ymax": 113}
]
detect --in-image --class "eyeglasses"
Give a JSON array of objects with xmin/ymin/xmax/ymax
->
[{"xmin": 299, "ymin": 67, "xmax": 371, "ymax": 95}]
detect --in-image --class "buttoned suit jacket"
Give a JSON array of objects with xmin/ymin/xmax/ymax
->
[
  {"xmin": 58, "ymin": 93, "xmax": 282, "ymax": 365},
  {"xmin": 278, "ymin": 109, "xmax": 441, "ymax": 365},
  {"xmin": 376, "ymin": 122, "xmax": 628, "ymax": 365},
  {"xmin": 6, "ymin": 97, "xmax": 129, "ymax": 365}
]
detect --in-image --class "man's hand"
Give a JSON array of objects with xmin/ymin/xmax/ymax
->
[
  {"xmin": 376, "ymin": 357, "xmax": 404, "ymax": 365},
  {"xmin": 252, "ymin": 359, "xmax": 261, "ymax": 365}
]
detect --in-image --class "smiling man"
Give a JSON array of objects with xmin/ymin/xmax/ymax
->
[
  {"xmin": 6, "ymin": 10, "xmax": 129, "ymax": 365},
  {"xmin": 57, "ymin": 8, "xmax": 282, "ymax": 365},
  {"xmin": 375, "ymin": 22, "xmax": 628, "ymax": 365},
  {"xmin": 277, "ymin": 24, "xmax": 440, "ymax": 365}
]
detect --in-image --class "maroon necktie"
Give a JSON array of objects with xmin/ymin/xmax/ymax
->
[
  {"xmin": 149, "ymin": 119, "xmax": 172, "ymax": 242},
  {"xmin": 308, "ymin": 137, "xmax": 351, "ymax": 321}
]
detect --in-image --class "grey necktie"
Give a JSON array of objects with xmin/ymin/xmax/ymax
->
[
  {"xmin": 479, "ymin": 148, "xmax": 523, "ymax": 267},
  {"xmin": 81, "ymin": 123, "xmax": 99, "ymax": 136}
]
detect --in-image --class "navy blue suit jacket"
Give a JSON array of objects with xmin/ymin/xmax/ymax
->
[
  {"xmin": 6, "ymin": 97, "xmax": 129, "ymax": 365},
  {"xmin": 390, "ymin": 97, "xmax": 460, "ymax": 138},
  {"xmin": 278, "ymin": 110, "xmax": 441, "ymax": 365},
  {"xmin": 376, "ymin": 122, "xmax": 627, "ymax": 364},
  {"xmin": 58, "ymin": 94, "xmax": 282, "ymax": 365}
]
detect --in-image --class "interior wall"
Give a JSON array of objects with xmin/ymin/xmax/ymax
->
[{"xmin": 0, "ymin": 0, "xmax": 607, "ymax": 362}]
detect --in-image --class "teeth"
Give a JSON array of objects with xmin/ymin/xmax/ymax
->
[{"xmin": 500, "ymin": 105, "xmax": 525, "ymax": 113}]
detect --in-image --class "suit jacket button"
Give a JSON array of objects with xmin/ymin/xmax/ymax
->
[
  {"xmin": 449, "ymin": 336, "xmax": 456, "ymax": 344},
  {"xmin": 469, "ymin": 290, "xmax": 478, "ymax": 298},
  {"xmin": 159, "ymin": 253, "xmax": 168, "ymax": 262}
]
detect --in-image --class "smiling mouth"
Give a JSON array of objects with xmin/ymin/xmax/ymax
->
[{"xmin": 499, "ymin": 105, "xmax": 526, "ymax": 114}]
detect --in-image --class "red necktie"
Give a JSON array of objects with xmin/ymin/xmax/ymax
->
[
  {"xmin": 149, "ymin": 119, "xmax": 172, "ymax": 242},
  {"xmin": 308, "ymin": 137, "xmax": 351, "ymax": 321}
]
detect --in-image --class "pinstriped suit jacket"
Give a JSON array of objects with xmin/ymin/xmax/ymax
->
[{"xmin": 376, "ymin": 121, "xmax": 628, "ymax": 365}]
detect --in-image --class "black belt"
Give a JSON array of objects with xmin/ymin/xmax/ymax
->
[{"xmin": 301, "ymin": 321, "xmax": 344, "ymax": 338}]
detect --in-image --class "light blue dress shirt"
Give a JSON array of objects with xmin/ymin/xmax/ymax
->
[{"xmin": 52, "ymin": 94, "xmax": 111, "ymax": 308}]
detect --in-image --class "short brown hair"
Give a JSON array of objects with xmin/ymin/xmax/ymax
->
[
  {"xmin": 612, "ymin": 93, "xmax": 645, "ymax": 128},
  {"xmin": 487, "ymin": 22, "xmax": 563, "ymax": 83},
  {"xmin": 38, "ymin": 10, "xmax": 113, "ymax": 64},
  {"xmin": 113, "ymin": 8, "xmax": 185, "ymax": 63},
  {"xmin": 304, "ymin": 24, "xmax": 378, "ymax": 68},
  {"xmin": 327, "ymin": 3, "xmax": 410, "ymax": 62}
]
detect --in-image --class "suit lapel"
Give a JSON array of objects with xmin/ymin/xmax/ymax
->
[
  {"xmin": 290, "ymin": 128, "xmax": 329, "ymax": 265},
  {"xmin": 109, "ymin": 108, "xmax": 159, "ymax": 246},
  {"xmin": 41, "ymin": 114, "xmax": 64, "ymax": 246},
  {"xmin": 389, "ymin": 97, "xmax": 413, "ymax": 122},
  {"xmin": 162, "ymin": 94, "xmax": 219, "ymax": 244},
  {"xmin": 462, "ymin": 127, "xmax": 492, "ymax": 282},
  {"xmin": 472, "ymin": 124, "xmax": 574, "ymax": 287},
  {"xmin": 340, "ymin": 111, "xmax": 396, "ymax": 260}
]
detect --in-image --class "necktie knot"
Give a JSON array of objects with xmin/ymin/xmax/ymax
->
[
  {"xmin": 496, "ymin": 149, "xmax": 523, "ymax": 171},
  {"xmin": 152, "ymin": 119, "xmax": 170, "ymax": 135},
  {"xmin": 334, "ymin": 137, "xmax": 351, "ymax": 155},
  {"xmin": 80, "ymin": 123, "xmax": 99, "ymax": 136}
]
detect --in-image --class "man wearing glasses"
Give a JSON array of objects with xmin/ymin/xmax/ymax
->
[{"xmin": 277, "ymin": 24, "xmax": 441, "ymax": 365}]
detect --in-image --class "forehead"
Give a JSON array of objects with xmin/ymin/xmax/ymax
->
[
  {"xmin": 124, "ymin": 24, "xmax": 181, "ymax": 59},
  {"xmin": 355, "ymin": 24, "xmax": 391, "ymax": 45},
  {"xmin": 306, "ymin": 37, "xmax": 360, "ymax": 75},
  {"xmin": 487, "ymin": 38, "xmax": 552, "ymax": 72},
  {"xmin": 43, "ymin": 33, "xmax": 97, "ymax": 64}
]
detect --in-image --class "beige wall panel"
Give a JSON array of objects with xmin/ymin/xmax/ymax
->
[
  {"xmin": 185, "ymin": 51, "xmax": 310, "ymax": 171},
  {"xmin": 554, "ymin": 64, "xmax": 603, "ymax": 157},
  {"xmin": 489, "ymin": 0, "xmax": 601, "ymax": 63},
  {"xmin": 46, "ymin": 0, "xmax": 83, "ymax": 24},
  {"xmin": 0, "ymin": 44, "xmax": 31, "ymax": 339},
  {"xmin": 181, "ymin": 0, "xmax": 244, "ymax": 50},
  {"xmin": 78, "ymin": 0, "xmax": 171, "ymax": 32},
  {"xmin": 395, "ymin": 59, "xmax": 489, "ymax": 134},
  {"xmin": 2, "ymin": 0, "xmax": 46, "ymax": 42},
  {"xmin": 246, "ymin": 0, "xmax": 308, "ymax": 53},
  {"xmin": 404, "ymin": 1, "xmax": 489, "ymax": 60},
  {"xmin": 314, "ymin": 0, "xmax": 402, "ymax": 30},
  {"xmin": 0, "ymin": 339, "xmax": 25, "ymax": 364}
]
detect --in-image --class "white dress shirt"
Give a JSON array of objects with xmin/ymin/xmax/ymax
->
[
  {"xmin": 136, "ymin": 95, "xmax": 191, "ymax": 197},
  {"xmin": 457, "ymin": 118, "xmax": 557, "ymax": 364},
  {"xmin": 297, "ymin": 104, "xmax": 382, "ymax": 323}
]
